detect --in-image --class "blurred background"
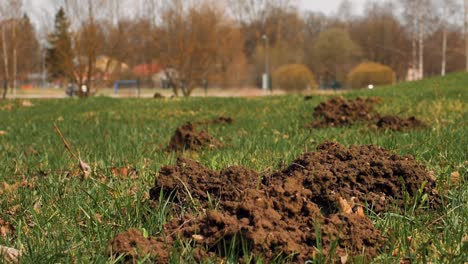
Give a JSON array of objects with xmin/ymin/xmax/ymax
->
[{"xmin": 0, "ymin": 0, "xmax": 466, "ymax": 97}]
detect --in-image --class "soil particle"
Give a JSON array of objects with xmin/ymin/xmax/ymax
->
[
  {"xmin": 310, "ymin": 96, "xmax": 379, "ymax": 128},
  {"xmin": 168, "ymin": 123, "xmax": 220, "ymax": 151},
  {"xmin": 376, "ymin": 115, "xmax": 426, "ymax": 131},
  {"xmin": 107, "ymin": 228, "xmax": 170, "ymax": 262},
  {"xmin": 147, "ymin": 142, "xmax": 439, "ymax": 262}
]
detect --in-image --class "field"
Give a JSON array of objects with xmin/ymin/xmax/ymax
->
[{"xmin": 0, "ymin": 73, "xmax": 467, "ymax": 263}]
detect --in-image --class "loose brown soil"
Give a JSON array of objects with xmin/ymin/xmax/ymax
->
[
  {"xmin": 108, "ymin": 228, "xmax": 170, "ymax": 262},
  {"xmin": 309, "ymin": 96, "xmax": 426, "ymax": 130},
  {"xmin": 139, "ymin": 142, "xmax": 439, "ymax": 262},
  {"xmin": 309, "ymin": 96, "xmax": 379, "ymax": 128},
  {"xmin": 376, "ymin": 115, "xmax": 426, "ymax": 131},
  {"xmin": 168, "ymin": 122, "xmax": 220, "ymax": 151}
]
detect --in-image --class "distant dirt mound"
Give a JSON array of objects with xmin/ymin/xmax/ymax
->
[
  {"xmin": 309, "ymin": 97, "xmax": 427, "ymax": 131},
  {"xmin": 310, "ymin": 96, "xmax": 379, "ymax": 128},
  {"xmin": 168, "ymin": 123, "xmax": 220, "ymax": 151},
  {"xmin": 210, "ymin": 116, "xmax": 234, "ymax": 125},
  {"xmin": 376, "ymin": 115, "xmax": 426, "ymax": 131},
  {"xmin": 141, "ymin": 142, "xmax": 439, "ymax": 262}
]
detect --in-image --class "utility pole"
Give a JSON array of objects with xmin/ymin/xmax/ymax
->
[
  {"xmin": 262, "ymin": 34, "xmax": 270, "ymax": 91},
  {"xmin": 441, "ymin": 1, "xmax": 447, "ymax": 76}
]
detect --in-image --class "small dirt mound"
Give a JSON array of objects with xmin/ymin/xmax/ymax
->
[
  {"xmin": 153, "ymin": 93, "xmax": 165, "ymax": 99},
  {"xmin": 309, "ymin": 96, "xmax": 379, "ymax": 128},
  {"xmin": 146, "ymin": 142, "xmax": 439, "ymax": 262},
  {"xmin": 376, "ymin": 115, "xmax": 426, "ymax": 131},
  {"xmin": 168, "ymin": 123, "xmax": 220, "ymax": 151},
  {"xmin": 108, "ymin": 228, "xmax": 170, "ymax": 262},
  {"xmin": 210, "ymin": 116, "xmax": 234, "ymax": 125}
]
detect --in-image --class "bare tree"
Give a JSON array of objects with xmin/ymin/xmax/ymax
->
[{"xmin": 465, "ymin": 0, "xmax": 468, "ymax": 71}]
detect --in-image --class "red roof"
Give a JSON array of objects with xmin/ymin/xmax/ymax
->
[{"xmin": 132, "ymin": 64, "xmax": 161, "ymax": 77}]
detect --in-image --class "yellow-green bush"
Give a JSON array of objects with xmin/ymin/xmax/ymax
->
[
  {"xmin": 273, "ymin": 64, "xmax": 318, "ymax": 91},
  {"xmin": 348, "ymin": 62, "xmax": 395, "ymax": 89}
]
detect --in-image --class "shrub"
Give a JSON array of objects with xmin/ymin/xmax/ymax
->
[
  {"xmin": 273, "ymin": 64, "xmax": 318, "ymax": 91},
  {"xmin": 348, "ymin": 62, "xmax": 395, "ymax": 89}
]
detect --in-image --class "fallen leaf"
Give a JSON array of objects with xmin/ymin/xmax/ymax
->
[
  {"xmin": 0, "ymin": 219, "xmax": 14, "ymax": 238},
  {"xmin": 450, "ymin": 171, "xmax": 460, "ymax": 184},
  {"xmin": 192, "ymin": 234, "xmax": 204, "ymax": 242},
  {"xmin": 57, "ymin": 116, "xmax": 64, "ymax": 122},
  {"xmin": 340, "ymin": 253, "xmax": 348, "ymax": 264},
  {"xmin": 20, "ymin": 100, "xmax": 34, "ymax": 107},
  {"xmin": 79, "ymin": 159, "xmax": 91, "ymax": 178},
  {"xmin": 0, "ymin": 130, "xmax": 7, "ymax": 136},
  {"xmin": 0, "ymin": 245, "xmax": 21, "ymax": 263},
  {"xmin": 0, "ymin": 104, "xmax": 13, "ymax": 111},
  {"xmin": 338, "ymin": 197, "xmax": 353, "ymax": 214},
  {"xmin": 355, "ymin": 206, "xmax": 366, "ymax": 218}
]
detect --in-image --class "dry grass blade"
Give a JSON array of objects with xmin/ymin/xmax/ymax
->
[
  {"xmin": 54, "ymin": 124, "xmax": 91, "ymax": 177},
  {"xmin": 53, "ymin": 124, "xmax": 78, "ymax": 160}
]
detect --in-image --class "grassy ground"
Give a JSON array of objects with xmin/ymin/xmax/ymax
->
[{"xmin": 0, "ymin": 73, "xmax": 466, "ymax": 263}]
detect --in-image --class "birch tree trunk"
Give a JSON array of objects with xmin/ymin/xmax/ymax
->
[{"xmin": 411, "ymin": 0, "xmax": 418, "ymax": 80}]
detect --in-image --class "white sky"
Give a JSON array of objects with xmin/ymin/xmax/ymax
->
[
  {"xmin": 22, "ymin": 0, "xmax": 383, "ymax": 33},
  {"xmin": 299, "ymin": 0, "xmax": 371, "ymax": 15}
]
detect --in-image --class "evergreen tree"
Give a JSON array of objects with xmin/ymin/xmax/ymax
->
[{"xmin": 46, "ymin": 7, "xmax": 74, "ymax": 81}]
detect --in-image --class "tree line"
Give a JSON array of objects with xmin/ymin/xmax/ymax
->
[{"xmin": 1, "ymin": 0, "xmax": 467, "ymax": 97}]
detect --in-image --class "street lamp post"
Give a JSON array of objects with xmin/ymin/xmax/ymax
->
[{"xmin": 262, "ymin": 34, "xmax": 270, "ymax": 91}]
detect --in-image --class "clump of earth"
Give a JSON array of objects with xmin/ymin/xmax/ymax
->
[
  {"xmin": 168, "ymin": 122, "xmax": 221, "ymax": 151},
  {"xmin": 109, "ymin": 142, "xmax": 440, "ymax": 262},
  {"xmin": 309, "ymin": 96, "xmax": 426, "ymax": 130}
]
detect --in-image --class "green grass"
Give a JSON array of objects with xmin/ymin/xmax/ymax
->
[{"xmin": 0, "ymin": 72, "xmax": 467, "ymax": 263}]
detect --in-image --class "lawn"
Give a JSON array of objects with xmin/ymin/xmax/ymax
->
[{"xmin": 0, "ymin": 73, "xmax": 466, "ymax": 263}]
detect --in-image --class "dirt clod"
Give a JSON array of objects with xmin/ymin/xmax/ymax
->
[
  {"xmin": 147, "ymin": 142, "xmax": 439, "ymax": 262},
  {"xmin": 168, "ymin": 122, "xmax": 220, "ymax": 151},
  {"xmin": 108, "ymin": 228, "xmax": 170, "ymax": 262},
  {"xmin": 376, "ymin": 115, "xmax": 426, "ymax": 131}
]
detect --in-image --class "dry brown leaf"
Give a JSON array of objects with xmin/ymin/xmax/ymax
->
[
  {"xmin": 0, "ymin": 245, "xmax": 21, "ymax": 263},
  {"xmin": 0, "ymin": 130, "xmax": 7, "ymax": 136},
  {"xmin": 0, "ymin": 104, "xmax": 13, "ymax": 111},
  {"xmin": 0, "ymin": 220, "xmax": 14, "ymax": 238},
  {"xmin": 20, "ymin": 100, "xmax": 34, "ymax": 107},
  {"xmin": 340, "ymin": 253, "xmax": 348, "ymax": 264},
  {"xmin": 355, "ymin": 206, "xmax": 366, "ymax": 218},
  {"xmin": 192, "ymin": 234, "xmax": 204, "ymax": 242},
  {"xmin": 79, "ymin": 159, "xmax": 91, "ymax": 178},
  {"xmin": 338, "ymin": 197, "xmax": 353, "ymax": 214},
  {"xmin": 450, "ymin": 171, "xmax": 460, "ymax": 184}
]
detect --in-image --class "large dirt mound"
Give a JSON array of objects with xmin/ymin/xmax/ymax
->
[
  {"xmin": 309, "ymin": 97, "xmax": 426, "ymax": 130},
  {"xmin": 376, "ymin": 115, "xmax": 426, "ymax": 131},
  {"xmin": 168, "ymin": 122, "xmax": 220, "ymax": 151},
  {"xmin": 141, "ymin": 142, "xmax": 439, "ymax": 262},
  {"xmin": 310, "ymin": 96, "xmax": 379, "ymax": 128}
]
